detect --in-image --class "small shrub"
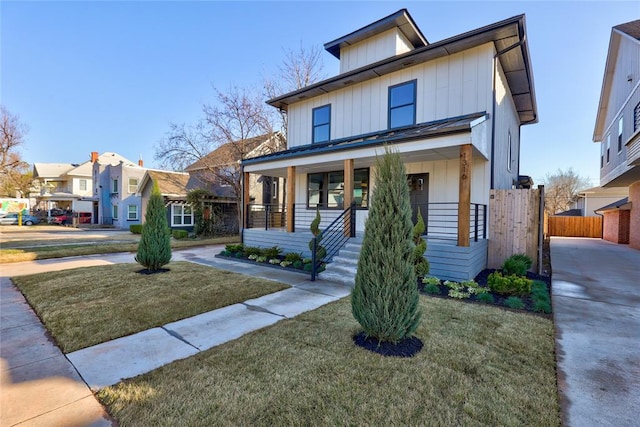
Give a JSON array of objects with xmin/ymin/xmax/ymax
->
[
  {"xmin": 234, "ymin": 252, "xmax": 243, "ymax": 259},
  {"xmin": 302, "ymin": 258, "xmax": 312, "ymax": 264},
  {"xmin": 220, "ymin": 250, "xmax": 230, "ymax": 257},
  {"xmin": 531, "ymin": 280, "xmax": 551, "ymax": 313},
  {"xmin": 293, "ymin": 260, "xmax": 303, "ymax": 269},
  {"xmin": 130, "ymin": 224, "xmax": 143, "ymax": 234},
  {"xmin": 248, "ymin": 254, "xmax": 258, "ymax": 260},
  {"xmin": 476, "ymin": 293, "xmax": 495, "ymax": 304},
  {"xmin": 448, "ymin": 289, "xmax": 470, "ymax": 299},
  {"xmin": 533, "ymin": 300, "xmax": 552, "ymax": 313},
  {"xmin": 172, "ymin": 230, "xmax": 188, "ymax": 240},
  {"xmin": 256, "ymin": 256, "xmax": 267, "ymax": 263},
  {"xmin": 268, "ymin": 258, "xmax": 280, "ymax": 264},
  {"xmin": 511, "ymin": 253, "xmax": 533, "ymax": 269},
  {"xmin": 225, "ymin": 244, "xmax": 244, "ymax": 253},
  {"xmin": 303, "ymin": 263, "xmax": 313, "ymax": 272},
  {"xmin": 280, "ymin": 261, "xmax": 292, "ymax": 268},
  {"xmin": 488, "ymin": 271, "xmax": 532, "ymax": 296},
  {"xmin": 502, "ymin": 258, "xmax": 527, "ymax": 277},
  {"xmin": 422, "ymin": 277, "xmax": 441, "ymax": 286},
  {"xmin": 504, "ymin": 296, "xmax": 525, "ymax": 310},
  {"xmin": 263, "ymin": 246, "xmax": 282, "ymax": 259},
  {"xmin": 243, "ymin": 246, "xmax": 262, "ymax": 257},
  {"xmin": 284, "ymin": 252, "xmax": 303, "ymax": 263},
  {"xmin": 423, "ymin": 283, "xmax": 441, "ymax": 295}
]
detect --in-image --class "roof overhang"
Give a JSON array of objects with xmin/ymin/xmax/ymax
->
[
  {"xmin": 268, "ymin": 15, "xmax": 537, "ymax": 125},
  {"xmin": 324, "ymin": 9, "xmax": 428, "ymax": 59}
]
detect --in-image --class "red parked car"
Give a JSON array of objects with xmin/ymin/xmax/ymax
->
[{"xmin": 50, "ymin": 212, "xmax": 92, "ymax": 225}]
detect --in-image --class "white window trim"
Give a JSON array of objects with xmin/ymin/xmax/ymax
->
[
  {"xmin": 128, "ymin": 178, "xmax": 139, "ymax": 194},
  {"xmin": 127, "ymin": 205, "xmax": 138, "ymax": 220},
  {"xmin": 79, "ymin": 179, "xmax": 87, "ymax": 191},
  {"xmin": 171, "ymin": 204, "xmax": 194, "ymax": 227},
  {"xmin": 112, "ymin": 204, "xmax": 118, "ymax": 220}
]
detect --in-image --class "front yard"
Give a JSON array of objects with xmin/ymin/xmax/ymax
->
[
  {"xmin": 12, "ymin": 262, "xmax": 289, "ymax": 353},
  {"xmin": 97, "ymin": 296, "xmax": 560, "ymax": 426}
]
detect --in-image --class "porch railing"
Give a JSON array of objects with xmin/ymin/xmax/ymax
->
[
  {"xmin": 416, "ymin": 202, "xmax": 487, "ymax": 242},
  {"xmin": 311, "ymin": 202, "xmax": 356, "ymax": 281},
  {"xmin": 245, "ymin": 203, "xmax": 348, "ymax": 232}
]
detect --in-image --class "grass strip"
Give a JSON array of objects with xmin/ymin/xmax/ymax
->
[
  {"xmin": 12, "ymin": 262, "xmax": 288, "ymax": 353},
  {"xmin": 98, "ymin": 296, "xmax": 560, "ymax": 426},
  {"xmin": 0, "ymin": 236, "xmax": 239, "ymax": 263}
]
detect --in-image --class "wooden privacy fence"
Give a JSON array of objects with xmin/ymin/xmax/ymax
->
[
  {"xmin": 548, "ymin": 216, "xmax": 602, "ymax": 238},
  {"xmin": 488, "ymin": 188, "xmax": 542, "ymax": 271}
]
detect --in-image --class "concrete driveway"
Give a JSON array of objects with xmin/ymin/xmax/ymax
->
[{"xmin": 551, "ymin": 237, "xmax": 640, "ymax": 427}]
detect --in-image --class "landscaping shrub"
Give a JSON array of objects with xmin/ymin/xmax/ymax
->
[
  {"xmin": 531, "ymin": 280, "xmax": 552, "ymax": 314},
  {"xmin": 488, "ymin": 271, "xmax": 532, "ymax": 296},
  {"xmin": 412, "ymin": 208, "xmax": 430, "ymax": 278},
  {"xmin": 422, "ymin": 277, "xmax": 440, "ymax": 287},
  {"xmin": 135, "ymin": 182, "xmax": 172, "ymax": 271},
  {"xmin": 284, "ymin": 252, "xmax": 303, "ymax": 263},
  {"xmin": 502, "ymin": 253, "xmax": 532, "ymax": 277},
  {"xmin": 130, "ymin": 224, "xmax": 143, "ymax": 234},
  {"xmin": 504, "ymin": 296, "xmax": 525, "ymax": 310},
  {"xmin": 293, "ymin": 260, "xmax": 303, "ymax": 270},
  {"xmin": 303, "ymin": 263, "xmax": 313, "ymax": 272},
  {"xmin": 423, "ymin": 283, "xmax": 441, "ymax": 295},
  {"xmin": 308, "ymin": 210, "xmax": 326, "ymax": 260},
  {"xmin": 225, "ymin": 244, "xmax": 244, "ymax": 254},
  {"xmin": 351, "ymin": 148, "xmax": 421, "ymax": 344},
  {"xmin": 533, "ymin": 299, "xmax": 552, "ymax": 314},
  {"xmin": 476, "ymin": 293, "xmax": 495, "ymax": 304},
  {"xmin": 172, "ymin": 230, "xmax": 188, "ymax": 240},
  {"xmin": 263, "ymin": 246, "xmax": 282, "ymax": 259},
  {"xmin": 243, "ymin": 246, "xmax": 262, "ymax": 257}
]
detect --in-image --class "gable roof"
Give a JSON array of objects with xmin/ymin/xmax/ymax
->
[
  {"xmin": 185, "ymin": 132, "xmax": 282, "ymax": 172},
  {"xmin": 593, "ymin": 19, "xmax": 640, "ymax": 141},
  {"xmin": 268, "ymin": 14, "xmax": 537, "ymax": 125},
  {"xmin": 33, "ymin": 163, "xmax": 76, "ymax": 179},
  {"xmin": 143, "ymin": 170, "xmax": 190, "ymax": 197},
  {"xmin": 324, "ymin": 9, "xmax": 428, "ymax": 59}
]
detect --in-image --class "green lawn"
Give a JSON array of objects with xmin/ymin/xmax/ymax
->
[
  {"xmin": 98, "ymin": 296, "xmax": 560, "ymax": 426},
  {"xmin": 0, "ymin": 236, "xmax": 239, "ymax": 263},
  {"xmin": 12, "ymin": 262, "xmax": 288, "ymax": 353}
]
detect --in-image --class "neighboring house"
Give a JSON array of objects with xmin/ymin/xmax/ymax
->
[
  {"xmin": 91, "ymin": 152, "xmax": 146, "ymax": 227},
  {"xmin": 568, "ymin": 186, "xmax": 629, "ymax": 217},
  {"xmin": 32, "ymin": 152, "xmax": 124, "ymax": 221},
  {"xmin": 185, "ymin": 132, "xmax": 286, "ymax": 206},
  {"xmin": 593, "ymin": 20, "xmax": 640, "ymax": 249},
  {"xmin": 137, "ymin": 170, "xmax": 237, "ymax": 232},
  {"xmin": 241, "ymin": 9, "xmax": 537, "ymax": 281}
]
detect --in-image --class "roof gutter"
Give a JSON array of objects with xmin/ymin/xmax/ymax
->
[{"xmin": 491, "ymin": 34, "xmax": 527, "ymax": 189}]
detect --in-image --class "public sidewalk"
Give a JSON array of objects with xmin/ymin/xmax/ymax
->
[
  {"xmin": 1, "ymin": 246, "xmax": 350, "ymax": 426},
  {"xmin": 551, "ymin": 237, "xmax": 640, "ymax": 427}
]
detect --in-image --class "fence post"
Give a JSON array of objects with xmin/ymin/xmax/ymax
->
[
  {"xmin": 310, "ymin": 236, "xmax": 317, "ymax": 281},
  {"xmin": 350, "ymin": 202, "xmax": 356, "ymax": 237},
  {"xmin": 264, "ymin": 205, "xmax": 269, "ymax": 231},
  {"xmin": 474, "ymin": 204, "xmax": 479, "ymax": 242}
]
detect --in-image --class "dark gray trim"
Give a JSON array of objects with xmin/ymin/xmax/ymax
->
[
  {"xmin": 306, "ymin": 168, "xmax": 370, "ymax": 210},
  {"xmin": 388, "ymin": 79, "xmax": 417, "ymax": 129},
  {"xmin": 243, "ymin": 112, "xmax": 486, "ymax": 166},
  {"xmin": 312, "ymin": 104, "xmax": 331, "ymax": 143}
]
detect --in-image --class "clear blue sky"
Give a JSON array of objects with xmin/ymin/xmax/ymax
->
[{"xmin": 2, "ymin": 1, "xmax": 639, "ymax": 186}]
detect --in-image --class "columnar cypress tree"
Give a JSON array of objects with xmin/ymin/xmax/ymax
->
[
  {"xmin": 136, "ymin": 181, "xmax": 172, "ymax": 271},
  {"xmin": 351, "ymin": 148, "xmax": 421, "ymax": 343}
]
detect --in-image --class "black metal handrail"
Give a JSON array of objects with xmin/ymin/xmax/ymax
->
[
  {"xmin": 412, "ymin": 202, "xmax": 487, "ymax": 242},
  {"xmin": 311, "ymin": 202, "xmax": 356, "ymax": 281}
]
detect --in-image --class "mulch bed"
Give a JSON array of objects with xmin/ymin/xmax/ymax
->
[
  {"xmin": 353, "ymin": 332, "xmax": 424, "ymax": 358},
  {"xmin": 418, "ymin": 269, "xmax": 552, "ymax": 317}
]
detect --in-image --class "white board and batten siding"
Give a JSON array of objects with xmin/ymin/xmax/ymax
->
[
  {"xmin": 287, "ymin": 43, "xmax": 496, "ymax": 149},
  {"xmin": 340, "ymin": 28, "xmax": 413, "ymax": 74}
]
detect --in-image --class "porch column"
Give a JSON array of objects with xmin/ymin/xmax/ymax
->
[
  {"xmin": 286, "ymin": 166, "xmax": 295, "ymax": 233},
  {"xmin": 242, "ymin": 171, "xmax": 250, "ymax": 231},
  {"xmin": 343, "ymin": 159, "xmax": 354, "ymax": 236},
  {"xmin": 458, "ymin": 144, "xmax": 472, "ymax": 247}
]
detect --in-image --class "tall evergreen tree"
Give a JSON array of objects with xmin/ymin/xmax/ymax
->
[
  {"xmin": 136, "ymin": 182, "xmax": 172, "ymax": 271},
  {"xmin": 351, "ymin": 148, "xmax": 421, "ymax": 343}
]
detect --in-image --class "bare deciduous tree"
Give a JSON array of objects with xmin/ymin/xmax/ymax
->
[
  {"xmin": 1, "ymin": 106, "xmax": 29, "ymax": 189},
  {"xmin": 542, "ymin": 168, "xmax": 591, "ymax": 215}
]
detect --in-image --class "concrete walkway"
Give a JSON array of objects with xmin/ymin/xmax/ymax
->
[
  {"xmin": 551, "ymin": 237, "xmax": 640, "ymax": 427},
  {"xmin": 1, "ymin": 246, "xmax": 351, "ymax": 426}
]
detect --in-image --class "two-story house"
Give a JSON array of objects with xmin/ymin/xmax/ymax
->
[
  {"xmin": 240, "ymin": 10, "xmax": 537, "ymax": 282},
  {"xmin": 593, "ymin": 20, "xmax": 640, "ymax": 249},
  {"xmin": 91, "ymin": 151, "xmax": 146, "ymax": 227}
]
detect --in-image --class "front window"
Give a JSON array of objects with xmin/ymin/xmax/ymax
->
[
  {"xmin": 128, "ymin": 205, "xmax": 138, "ymax": 220},
  {"xmin": 388, "ymin": 80, "xmax": 416, "ymax": 129},
  {"xmin": 312, "ymin": 105, "xmax": 331, "ymax": 143},
  {"xmin": 171, "ymin": 204, "xmax": 193, "ymax": 226},
  {"xmin": 79, "ymin": 179, "xmax": 87, "ymax": 191},
  {"xmin": 112, "ymin": 179, "xmax": 119, "ymax": 193},
  {"xmin": 128, "ymin": 178, "xmax": 139, "ymax": 193},
  {"xmin": 307, "ymin": 168, "xmax": 369, "ymax": 209},
  {"xmin": 112, "ymin": 204, "xmax": 118, "ymax": 220}
]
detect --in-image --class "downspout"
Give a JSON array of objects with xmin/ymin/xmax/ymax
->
[{"xmin": 491, "ymin": 35, "xmax": 527, "ymax": 189}]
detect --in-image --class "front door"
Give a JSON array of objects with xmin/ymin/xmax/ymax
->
[{"xmin": 408, "ymin": 174, "xmax": 428, "ymax": 232}]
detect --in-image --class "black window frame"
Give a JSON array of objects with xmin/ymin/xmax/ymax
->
[
  {"xmin": 307, "ymin": 168, "xmax": 370, "ymax": 210},
  {"xmin": 618, "ymin": 116, "xmax": 623, "ymax": 152},
  {"xmin": 388, "ymin": 80, "xmax": 417, "ymax": 129},
  {"xmin": 606, "ymin": 134, "xmax": 610, "ymax": 163},
  {"xmin": 634, "ymin": 101, "xmax": 640, "ymax": 132},
  {"xmin": 312, "ymin": 104, "xmax": 331, "ymax": 143}
]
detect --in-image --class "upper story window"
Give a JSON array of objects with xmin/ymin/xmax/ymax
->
[
  {"xmin": 79, "ymin": 179, "xmax": 87, "ymax": 191},
  {"xmin": 634, "ymin": 101, "xmax": 640, "ymax": 132},
  {"xmin": 618, "ymin": 117, "xmax": 623, "ymax": 152},
  {"xmin": 128, "ymin": 178, "xmax": 139, "ymax": 193},
  {"xmin": 507, "ymin": 131, "xmax": 512, "ymax": 172},
  {"xmin": 112, "ymin": 178, "xmax": 119, "ymax": 194},
  {"xmin": 606, "ymin": 134, "xmax": 610, "ymax": 163},
  {"xmin": 312, "ymin": 105, "xmax": 331, "ymax": 143},
  {"xmin": 388, "ymin": 80, "xmax": 417, "ymax": 129},
  {"xmin": 601, "ymin": 141, "xmax": 604, "ymax": 169}
]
